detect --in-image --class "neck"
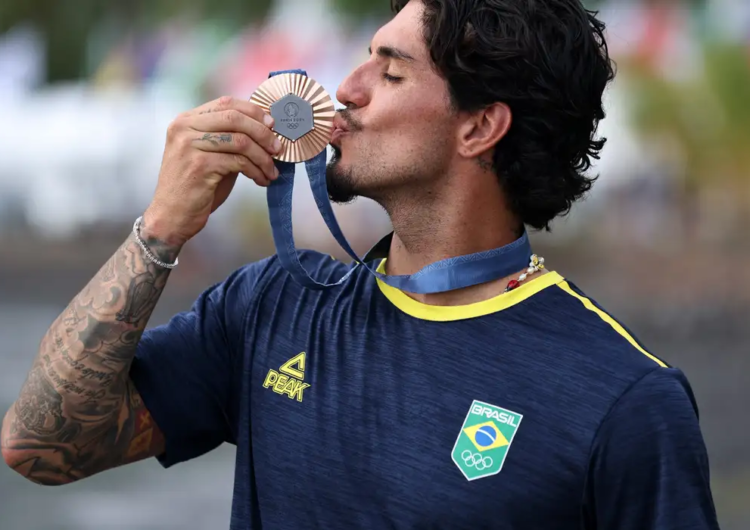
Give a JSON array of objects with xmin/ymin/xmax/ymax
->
[{"xmin": 382, "ymin": 175, "xmax": 524, "ymax": 306}]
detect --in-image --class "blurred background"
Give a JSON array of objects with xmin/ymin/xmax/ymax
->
[{"xmin": 1, "ymin": 0, "xmax": 749, "ymax": 528}]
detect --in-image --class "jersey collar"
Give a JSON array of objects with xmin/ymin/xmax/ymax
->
[{"xmin": 373, "ymin": 257, "xmax": 564, "ymax": 322}]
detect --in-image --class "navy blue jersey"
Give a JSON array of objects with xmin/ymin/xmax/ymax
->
[{"xmin": 130, "ymin": 251, "xmax": 719, "ymax": 530}]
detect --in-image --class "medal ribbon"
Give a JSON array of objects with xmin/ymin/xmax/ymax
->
[{"xmin": 266, "ymin": 69, "xmax": 533, "ymax": 294}]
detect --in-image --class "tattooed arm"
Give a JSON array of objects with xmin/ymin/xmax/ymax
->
[
  {"xmin": 1, "ymin": 96, "xmax": 280, "ymax": 485},
  {"xmin": 0, "ymin": 229, "xmax": 179, "ymax": 485}
]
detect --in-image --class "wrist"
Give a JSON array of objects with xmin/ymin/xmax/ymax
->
[{"xmin": 138, "ymin": 211, "xmax": 185, "ymax": 260}]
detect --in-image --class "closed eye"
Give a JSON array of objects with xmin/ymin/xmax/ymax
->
[{"xmin": 383, "ymin": 73, "xmax": 403, "ymax": 83}]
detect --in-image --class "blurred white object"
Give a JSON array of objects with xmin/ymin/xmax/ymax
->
[
  {"xmin": 0, "ymin": 84, "xmax": 190, "ymax": 237},
  {"xmin": 0, "ymin": 24, "xmax": 45, "ymax": 100}
]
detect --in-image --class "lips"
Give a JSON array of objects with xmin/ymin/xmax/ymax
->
[
  {"xmin": 331, "ymin": 128, "xmax": 347, "ymax": 146},
  {"xmin": 332, "ymin": 114, "xmax": 350, "ymax": 134},
  {"xmin": 330, "ymin": 116, "xmax": 350, "ymax": 146}
]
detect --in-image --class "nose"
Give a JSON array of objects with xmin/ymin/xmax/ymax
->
[{"xmin": 336, "ymin": 62, "xmax": 370, "ymax": 110}]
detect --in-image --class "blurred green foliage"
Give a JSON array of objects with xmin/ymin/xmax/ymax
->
[
  {"xmin": 0, "ymin": 0, "xmax": 273, "ymax": 82},
  {"xmin": 629, "ymin": 42, "xmax": 750, "ymax": 192},
  {"xmin": 0, "ymin": 0, "xmax": 613, "ymax": 81},
  {"xmin": 0, "ymin": 0, "xmax": 640, "ymax": 83},
  {"xmin": 333, "ymin": 0, "xmax": 393, "ymax": 19}
]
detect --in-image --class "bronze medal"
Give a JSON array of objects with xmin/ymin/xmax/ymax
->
[{"xmin": 249, "ymin": 72, "xmax": 335, "ymax": 163}]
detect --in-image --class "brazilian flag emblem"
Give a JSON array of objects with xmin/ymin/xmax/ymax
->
[{"xmin": 451, "ymin": 400, "xmax": 523, "ymax": 481}]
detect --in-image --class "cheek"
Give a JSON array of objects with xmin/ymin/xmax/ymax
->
[
  {"xmin": 370, "ymin": 102, "xmax": 450, "ymax": 147},
  {"xmin": 369, "ymin": 91, "xmax": 436, "ymax": 130}
]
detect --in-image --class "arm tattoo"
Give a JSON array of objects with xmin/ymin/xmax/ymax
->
[
  {"xmin": 196, "ymin": 133, "xmax": 233, "ymax": 147},
  {"xmin": 1, "ymin": 230, "xmax": 176, "ymax": 485}
]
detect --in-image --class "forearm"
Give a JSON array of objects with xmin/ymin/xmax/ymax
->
[{"xmin": 1, "ymin": 228, "xmax": 179, "ymax": 484}]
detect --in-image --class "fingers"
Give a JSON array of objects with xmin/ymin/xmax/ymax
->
[
  {"xmin": 211, "ymin": 152, "xmax": 274, "ymax": 187},
  {"xmin": 191, "ymin": 109, "xmax": 282, "ymax": 157},
  {"xmin": 175, "ymin": 95, "xmax": 284, "ymax": 187},
  {"xmin": 189, "ymin": 96, "xmax": 278, "ymax": 150},
  {"xmin": 190, "ymin": 95, "xmax": 268, "ymax": 122},
  {"xmin": 192, "ymin": 132, "xmax": 279, "ymax": 182}
]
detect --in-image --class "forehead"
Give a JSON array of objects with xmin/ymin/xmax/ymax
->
[{"xmin": 372, "ymin": 1, "xmax": 429, "ymax": 63}]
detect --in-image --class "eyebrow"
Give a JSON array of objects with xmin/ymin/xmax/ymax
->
[{"xmin": 368, "ymin": 45, "xmax": 416, "ymax": 62}]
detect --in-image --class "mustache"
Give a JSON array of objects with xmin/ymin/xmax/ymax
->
[{"xmin": 335, "ymin": 108, "xmax": 364, "ymax": 132}]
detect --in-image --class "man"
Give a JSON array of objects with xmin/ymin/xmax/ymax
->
[{"xmin": 1, "ymin": 0, "xmax": 719, "ymax": 529}]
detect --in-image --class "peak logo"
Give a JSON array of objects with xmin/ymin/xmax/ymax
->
[{"xmin": 262, "ymin": 352, "xmax": 311, "ymax": 402}]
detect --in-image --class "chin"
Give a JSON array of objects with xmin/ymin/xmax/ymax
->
[{"xmin": 326, "ymin": 150, "xmax": 359, "ymax": 205}]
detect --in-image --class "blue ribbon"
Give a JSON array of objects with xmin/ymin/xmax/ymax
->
[{"xmin": 266, "ymin": 69, "xmax": 533, "ymax": 294}]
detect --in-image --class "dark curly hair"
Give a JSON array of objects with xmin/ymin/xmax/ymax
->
[{"xmin": 391, "ymin": 0, "xmax": 615, "ymax": 230}]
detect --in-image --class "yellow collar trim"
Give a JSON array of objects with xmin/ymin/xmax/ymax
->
[{"xmin": 375, "ymin": 259, "xmax": 564, "ymax": 322}]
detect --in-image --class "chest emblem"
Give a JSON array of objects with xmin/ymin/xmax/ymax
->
[
  {"xmin": 451, "ymin": 400, "xmax": 523, "ymax": 481},
  {"xmin": 262, "ymin": 352, "xmax": 311, "ymax": 402}
]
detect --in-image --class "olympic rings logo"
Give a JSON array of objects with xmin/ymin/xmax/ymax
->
[
  {"xmin": 287, "ymin": 122, "xmax": 300, "ymax": 130},
  {"xmin": 461, "ymin": 450, "xmax": 493, "ymax": 471}
]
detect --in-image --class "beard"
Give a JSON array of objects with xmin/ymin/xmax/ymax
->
[
  {"xmin": 326, "ymin": 145, "xmax": 360, "ymax": 204},
  {"xmin": 326, "ymin": 141, "xmax": 447, "ymax": 210}
]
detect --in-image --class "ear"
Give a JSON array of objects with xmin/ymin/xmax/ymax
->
[{"xmin": 456, "ymin": 102, "xmax": 512, "ymax": 160}]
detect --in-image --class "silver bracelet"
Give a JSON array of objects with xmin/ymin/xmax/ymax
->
[{"xmin": 132, "ymin": 216, "xmax": 179, "ymax": 269}]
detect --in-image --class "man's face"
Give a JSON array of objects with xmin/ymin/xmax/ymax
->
[{"xmin": 326, "ymin": 0, "xmax": 458, "ymax": 204}]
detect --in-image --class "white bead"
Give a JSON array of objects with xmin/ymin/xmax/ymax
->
[
  {"xmin": 519, "ymin": 274, "xmax": 527, "ymax": 281},
  {"xmin": 539, "ymin": 257, "xmax": 545, "ymax": 264},
  {"xmin": 527, "ymin": 267, "xmax": 535, "ymax": 274}
]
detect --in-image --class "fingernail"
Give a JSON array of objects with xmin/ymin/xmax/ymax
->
[
  {"xmin": 274, "ymin": 138, "xmax": 282, "ymax": 153},
  {"xmin": 264, "ymin": 114, "xmax": 274, "ymax": 127}
]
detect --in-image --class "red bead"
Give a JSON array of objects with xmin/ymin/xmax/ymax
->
[{"xmin": 507, "ymin": 280, "xmax": 520, "ymax": 291}]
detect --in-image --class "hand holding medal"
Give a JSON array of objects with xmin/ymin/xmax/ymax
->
[
  {"xmin": 139, "ymin": 71, "xmax": 335, "ymax": 251},
  {"xmin": 141, "ymin": 94, "xmax": 285, "ymax": 248}
]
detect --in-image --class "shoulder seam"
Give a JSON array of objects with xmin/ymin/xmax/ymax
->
[
  {"xmin": 555, "ymin": 281, "xmax": 667, "ymax": 368},
  {"xmin": 240, "ymin": 254, "xmax": 280, "ymax": 322},
  {"xmin": 237, "ymin": 255, "xmax": 280, "ymax": 364},
  {"xmin": 579, "ymin": 366, "xmax": 665, "ymax": 513}
]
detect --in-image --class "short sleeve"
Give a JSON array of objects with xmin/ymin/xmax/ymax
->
[
  {"xmin": 583, "ymin": 368, "xmax": 720, "ymax": 530},
  {"xmin": 129, "ymin": 259, "xmax": 271, "ymax": 468}
]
